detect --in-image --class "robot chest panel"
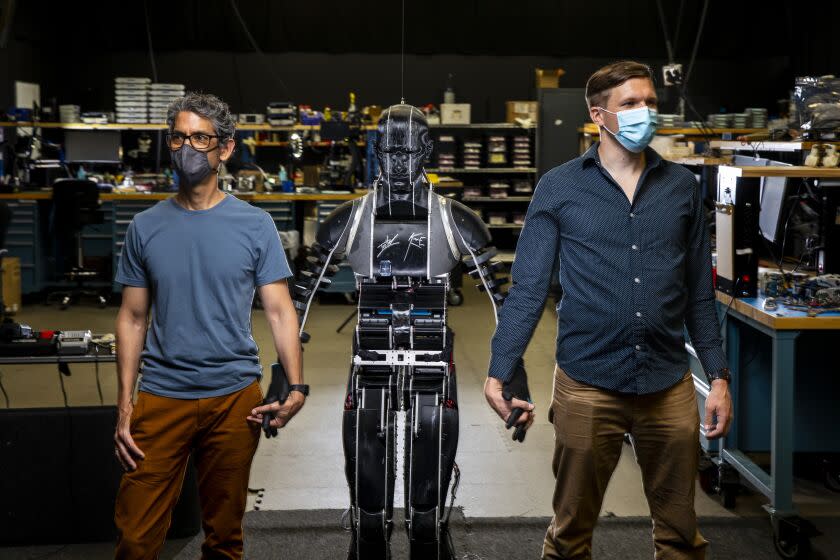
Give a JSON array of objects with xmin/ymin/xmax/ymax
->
[{"xmin": 372, "ymin": 221, "xmax": 429, "ymax": 277}]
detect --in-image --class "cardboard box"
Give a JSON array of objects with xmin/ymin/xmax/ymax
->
[
  {"xmin": 506, "ymin": 101, "xmax": 538, "ymax": 123},
  {"xmin": 535, "ymin": 68, "xmax": 565, "ymax": 89},
  {"xmin": 440, "ymin": 103, "xmax": 471, "ymax": 125},
  {"xmin": 2, "ymin": 257, "xmax": 21, "ymax": 314}
]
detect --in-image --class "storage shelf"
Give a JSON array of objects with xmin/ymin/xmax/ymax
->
[
  {"xmin": 0, "ymin": 121, "xmax": 373, "ymax": 132},
  {"xmin": 462, "ymin": 196, "xmax": 532, "ymax": 202},
  {"xmin": 1, "ymin": 121, "xmax": 537, "ymax": 132},
  {"xmin": 430, "ymin": 122, "xmax": 536, "ymax": 129},
  {"xmin": 427, "ymin": 167, "xmax": 536, "ymax": 174}
]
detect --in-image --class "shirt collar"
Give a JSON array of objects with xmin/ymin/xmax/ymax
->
[{"xmin": 581, "ymin": 141, "xmax": 664, "ymax": 170}]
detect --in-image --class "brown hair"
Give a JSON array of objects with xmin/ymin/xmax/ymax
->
[{"xmin": 585, "ymin": 61, "xmax": 654, "ymax": 108}]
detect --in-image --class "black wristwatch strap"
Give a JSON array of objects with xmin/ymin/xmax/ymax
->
[
  {"xmin": 289, "ymin": 384, "xmax": 310, "ymax": 397},
  {"xmin": 705, "ymin": 367, "xmax": 731, "ymax": 385}
]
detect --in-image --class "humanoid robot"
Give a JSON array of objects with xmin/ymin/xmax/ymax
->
[{"xmin": 289, "ymin": 104, "xmax": 530, "ymax": 559}]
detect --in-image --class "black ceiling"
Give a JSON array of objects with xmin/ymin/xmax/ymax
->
[{"xmin": 6, "ymin": 0, "xmax": 826, "ymax": 62}]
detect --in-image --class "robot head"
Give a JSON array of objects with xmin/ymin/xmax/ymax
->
[{"xmin": 375, "ymin": 104, "xmax": 433, "ymax": 194}]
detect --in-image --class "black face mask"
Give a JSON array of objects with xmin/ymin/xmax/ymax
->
[{"xmin": 172, "ymin": 145, "xmax": 217, "ymax": 187}]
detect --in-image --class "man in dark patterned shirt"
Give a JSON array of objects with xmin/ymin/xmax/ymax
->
[{"xmin": 484, "ymin": 61, "xmax": 733, "ymax": 559}]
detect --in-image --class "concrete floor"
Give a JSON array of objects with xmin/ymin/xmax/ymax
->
[{"xmin": 3, "ymin": 280, "xmax": 839, "ymax": 521}]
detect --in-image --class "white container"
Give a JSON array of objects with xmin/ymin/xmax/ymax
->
[{"xmin": 440, "ymin": 103, "xmax": 471, "ymax": 125}]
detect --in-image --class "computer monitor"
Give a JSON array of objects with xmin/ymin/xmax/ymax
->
[
  {"xmin": 758, "ymin": 159, "xmax": 792, "ymax": 243},
  {"xmin": 64, "ymin": 130, "xmax": 121, "ymax": 163}
]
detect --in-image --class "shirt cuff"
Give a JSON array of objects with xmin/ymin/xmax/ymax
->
[
  {"xmin": 696, "ymin": 346, "xmax": 729, "ymax": 379},
  {"xmin": 488, "ymin": 354, "xmax": 518, "ymax": 382}
]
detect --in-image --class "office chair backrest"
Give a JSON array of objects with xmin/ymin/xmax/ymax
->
[{"xmin": 51, "ymin": 179, "xmax": 103, "ymax": 233}]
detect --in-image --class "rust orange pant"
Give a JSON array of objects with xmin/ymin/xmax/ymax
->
[
  {"xmin": 542, "ymin": 367, "xmax": 707, "ymax": 560},
  {"xmin": 114, "ymin": 380, "xmax": 262, "ymax": 560}
]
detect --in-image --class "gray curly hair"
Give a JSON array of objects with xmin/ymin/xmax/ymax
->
[{"xmin": 166, "ymin": 92, "xmax": 236, "ymax": 141}]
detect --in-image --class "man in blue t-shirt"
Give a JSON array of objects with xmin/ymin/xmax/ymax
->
[{"xmin": 112, "ymin": 92, "xmax": 305, "ymax": 560}]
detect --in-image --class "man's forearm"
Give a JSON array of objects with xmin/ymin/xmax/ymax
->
[
  {"xmin": 115, "ymin": 315, "xmax": 146, "ymax": 409},
  {"xmin": 267, "ymin": 312, "xmax": 303, "ymax": 385}
]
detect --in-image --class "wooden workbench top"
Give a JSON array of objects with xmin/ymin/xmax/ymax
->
[
  {"xmin": 718, "ymin": 165, "xmax": 840, "ymax": 178},
  {"xmin": 715, "ymin": 291, "xmax": 840, "ymax": 330}
]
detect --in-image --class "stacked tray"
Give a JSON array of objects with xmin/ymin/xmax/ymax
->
[
  {"xmin": 267, "ymin": 101, "xmax": 296, "ymax": 126},
  {"xmin": 115, "ymin": 77, "xmax": 150, "ymax": 123},
  {"xmin": 149, "ymin": 83, "xmax": 185, "ymax": 124},
  {"xmin": 462, "ymin": 140, "xmax": 482, "ymax": 169},
  {"xmin": 511, "ymin": 135, "xmax": 532, "ymax": 168}
]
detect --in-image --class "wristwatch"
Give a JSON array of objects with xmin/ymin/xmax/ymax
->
[
  {"xmin": 289, "ymin": 384, "xmax": 310, "ymax": 397},
  {"xmin": 706, "ymin": 368, "xmax": 731, "ymax": 385}
]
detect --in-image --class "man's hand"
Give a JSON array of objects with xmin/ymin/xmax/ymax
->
[
  {"xmin": 114, "ymin": 404, "xmax": 145, "ymax": 471},
  {"xmin": 704, "ymin": 379, "xmax": 733, "ymax": 439},
  {"xmin": 484, "ymin": 376, "xmax": 535, "ymax": 439},
  {"xmin": 247, "ymin": 391, "xmax": 305, "ymax": 430}
]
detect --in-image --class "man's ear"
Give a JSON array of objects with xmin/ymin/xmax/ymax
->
[
  {"xmin": 589, "ymin": 105, "xmax": 604, "ymax": 127},
  {"xmin": 219, "ymin": 138, "xmax": 236, "ymax": 162}
]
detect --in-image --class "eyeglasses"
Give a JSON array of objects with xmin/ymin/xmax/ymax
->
[{"xmin": 165, "ymin": 132, "xmax": 220, "ymax": 151}]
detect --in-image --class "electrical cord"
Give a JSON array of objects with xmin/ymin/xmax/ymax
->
[
  {"xmin": 95, "ymin": 361, "xmax": 103, "ymax": 406},
  {"xmin": 142, "ymin": 0, "xmax": 158, "ymax": 82},
  {"xmin": 681, "ymin": 0, "xmax": 710, "ymax": 99},
  {"xmin": 0, "ymin": 368, "xmax": 9, "ymax": 408},
  {"xmin": 719, "ymin": 284, "xmax": 738, "ymax": 330},
  {"xmin": 58, "ymin": 368, "xmax": 69, "ymax": 408},
  {"xmin": 442, "ymin": 462, "xmax": 461, "ymax": 527},
  {"xmin": 655, "ymin": 0, "xmax": 675, "ymax": 63},
  {"xmin": 229, "ymin": 0, "xmax": 292, "ymax": 98}
]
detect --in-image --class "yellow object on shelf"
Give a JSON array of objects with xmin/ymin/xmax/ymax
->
[{"xmin": 2, "ymin": 257, "xmax": 21, "ymax": 314}]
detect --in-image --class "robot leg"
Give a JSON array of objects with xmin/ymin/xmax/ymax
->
[
  {"xmin": 404, "ymin": 369, "xmax": 459, "ymax": 559},
  {"xmin": 343, "ymin": 366, "xmax": 397, "ymax": 559}
]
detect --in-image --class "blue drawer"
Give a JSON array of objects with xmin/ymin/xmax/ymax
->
[{"xmin": 5, "ymin": 200, "xmax": 41, "ymax": 293}]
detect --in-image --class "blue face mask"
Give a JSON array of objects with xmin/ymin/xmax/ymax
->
[{"xmin": 598, "ymin": 106, "xmax": 658, "ymax": 153}]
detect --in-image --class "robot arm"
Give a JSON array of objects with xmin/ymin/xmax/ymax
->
[
  {"xmin": 290, "ymin": 200, "xmax": 356, "ymax": 341},
  {"xmin": 446, "ymin": 201, "xmax": 508, "ymax": 323}
]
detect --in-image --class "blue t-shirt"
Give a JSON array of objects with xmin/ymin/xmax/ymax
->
[{"xmin": 115, "ymin": 194, "xmax": 292, "ymax": 398}]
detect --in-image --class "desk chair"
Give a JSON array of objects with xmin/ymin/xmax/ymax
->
[{"xmin": 46, "ymin": 179, "xmax": 107, "ymax": 310}]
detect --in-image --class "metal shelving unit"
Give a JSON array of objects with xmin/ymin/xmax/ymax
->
[
  {"xmin": 462, "ymin": 196, "xmax": 531, "ymax": 202},
  {"xmin": 426, "ymin": 167, "xmax": 536, "ymax": 174}
]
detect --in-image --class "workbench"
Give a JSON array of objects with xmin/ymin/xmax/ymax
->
[
  {"xmin": 709, "ymin": 290, "xmax": 840, "ymax": 555},
  {"xmin": 0, "ymin": 348, "xmax": 116, "ymax": 408},
  {"xmin": 0, "ymin": 190, "xmax": 366, "ymax": 294}
]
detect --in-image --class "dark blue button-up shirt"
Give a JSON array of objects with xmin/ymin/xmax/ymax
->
[{"xmin": 488, "ymin": 142, "xmax": 727, "ymax": 394}]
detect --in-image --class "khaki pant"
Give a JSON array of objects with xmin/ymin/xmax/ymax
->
[
  {"xmin": 542, "ymin": 367, "xmax": 707, "ymax": 560},
  {"xmin": 114, "ymin": 380, "xmax": 263, "ymax": 560}
]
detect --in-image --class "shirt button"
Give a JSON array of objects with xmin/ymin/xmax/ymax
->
[
  {"xmin": 636, "ymin": 311, "xmax": 642, "ymax": 317},
  {"xmin": 629, "ymin": 212, "xmax": 635, "ymax": 218},
  {"xmin": 634, "ymin": 277, "xmax": 640, "ymax": 283},
  {"xmin": 632, "ymin": 244, "xmax": 638, "ymax": 250},
  {"xmin": 635, "ymin": 345, "xmax": 641, "ymax": 351}
]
